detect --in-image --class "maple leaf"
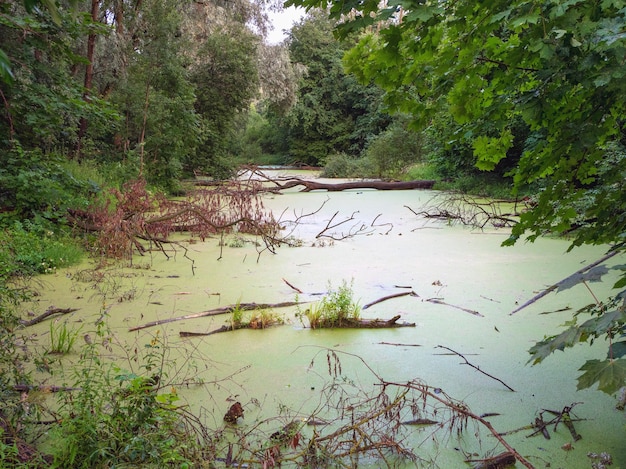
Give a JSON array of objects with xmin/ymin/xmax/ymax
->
[
  {"xmin": 577, "ymin": 358, "xmax": 626, "ymax": 395},
  {"xmin": 528, "ymin": 326, "xmax": 583, "ymax": 364}
]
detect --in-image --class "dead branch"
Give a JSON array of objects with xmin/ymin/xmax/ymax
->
[
  {"xmin": 362, "ymin": 291, "xmax": 419, "ymax": 309},
  {"xmin": 542, "ymin": 403, "xmax": 583, "ymax": 441},
  {"xmin": 378, "ymin": 342, "xmax": 421, "ymax": 347},
  {"xmin": 306, "ymin": 347, "xmax": 535, "ymax": 469},
  {"xmin": 371, "ymin": 213, "xmax": 393, "ymax": 234},
  {"xmin": 310, "ymin": 314, "xmax": 416, "ymax": 329},
  {"xmin": 510, "ymin": 251, "xmax": 620, "ymax": 315},
  {"xmin": 128, "ymin": 301, "xmax": 302, "ymax": 332},
  {"xmin": 282, "ymin": 278, "xmax": 303, "ymax": 294},
  {"xmin": 465, "ymin": 451, "xmax": 516, "ymax": 469},
  {"xmin": 405, "ymin": 192, "xmax": 526, "ymax": 229},
  {"xmin": 315, "ymin": 210, "xmax": 374, "ymax": 239},
  {"xmin": 12, "ymin": 385, "xmax": 81, "ymax": 393},
  {"xmin": 19, "ymin": 307, "xmax": 79, "ymax": 327},
  {"xmin": 426, "ymin": 298, "xmax": 483, "ymax": 317},
  {"xmin": 435, "ymin": 345, "xmax": 515, "ymax": 392},
  {"xmin": 180, "ymin": 315, "xmax": 285, "ymax": 337}
]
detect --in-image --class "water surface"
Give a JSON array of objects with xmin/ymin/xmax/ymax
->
[{"xmin": 27, "ymin": 176, "xmax": 626, "ymax": 468}]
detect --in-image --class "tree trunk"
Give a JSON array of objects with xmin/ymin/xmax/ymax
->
[{"xmin": 76, "ymin": 0, "xmax": 99, "ymax": 160}]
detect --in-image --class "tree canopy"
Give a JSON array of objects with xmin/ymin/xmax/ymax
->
[
  {"xmin": 284, "ymin": 0, "xmax": 626, "ymax": 393},
  {"xmin": 287, "ymin": 0, "xmax": 626, "ymax": 248}
]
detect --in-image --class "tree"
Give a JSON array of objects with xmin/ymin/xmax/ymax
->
[
  {"xmin": 189, "ymin": 26, "xmax": 260, "ymax": 179},
  {"xmin": 286, "ymin": 0, "xmax": 626, "ymax": 393},
  {"xmin": 108, "ymin": 0, "xmax": 201, "ymax": 191},
  {"xmin": 276, "ymin": 12, "xmax": 390, "ymax": 165}
]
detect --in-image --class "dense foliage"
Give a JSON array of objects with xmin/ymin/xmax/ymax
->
[
  {"xmin": 259, "ymin": 12, "xmax": 393, "ymax": 166},
  {"xmin": 0, "ymin": 0, "xmax": 273, "ymax": 193},
  {"xmin": 286, "ymin": 0, "xmax": 626, "ymax": 393},
  {"xmin": 1, "ymin": 0, "xmax": 625, "ymax": 465}
]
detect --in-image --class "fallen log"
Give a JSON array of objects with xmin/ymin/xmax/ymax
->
[
  {"xmin": 465, "ymin": 451, "xmax": 516, "ymax": 469},
  {"xmin": 275, "ymin": 179, "xmax": 435, "ymax": 192},
  {"xmin": 20, "ymin": 307, "xmax": 79, "ymax": 327},
  {"xmin": 325, "ymin": 314, "xmax": 415, "ymax": 329},
  {"xmin": 181, "ymin": 315, "xmax": 415, "ymax": 336},
  {"xmin": 129, "ymin": 301, "xmax": 302, "ymax": 332},
  {"xmin": 180, "ymin": 320, "xmax": 283, "ymax": 337}
]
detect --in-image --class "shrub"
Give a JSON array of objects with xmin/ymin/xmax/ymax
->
[
  {"xmin": 50, "ymin": 329, "xmax": 202, "ymax": 468},
  {"xmin": 363, "ymin": 117, "xmax": 425, "ymax": 178},
  {"xmin": 0, "ymin": 222, "xmax": 83, "ymax": 277},
  {"xmin": 305, "ymin": 280, "xmax": 360, "ymax": 328},
  {"xmin": 320, "ymin": 153, "xmax": 373, "ymax": 178}
]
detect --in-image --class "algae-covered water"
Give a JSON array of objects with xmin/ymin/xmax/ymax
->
[{"xmin": 24, "ymin": 172, "xmax": 626, "ymax": 468}]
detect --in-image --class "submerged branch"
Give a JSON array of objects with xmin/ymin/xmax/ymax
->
[
  {"xmin": 362, "ymin": 291, "xmax": 419, "ymax": 310},
  {"xmin": 436, "ymin": 345, "xmax": 515, "ymax": 392},
  {"xmin": 426, "ymin": 298, "xmax": 483, "ymax": 317},
  {"xmin": 20, "ymin": 307, "xmax": 79, "ymax": 327},
  {"xmin": 129, "ymin": 301, "xmax": 301, "ymax": 332}
]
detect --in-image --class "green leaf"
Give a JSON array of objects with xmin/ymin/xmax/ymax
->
[
  {"xmin": 556, "ymin": 265, "xmax": 610, "ymax": 292},
  {"xmin": 577, "ymin": 358, "xmax": 626, "ymax": 394},
  {"xmin": 528, "ymin": 326, "xmax": 583, "ymax": 364},
  {"xmin": 473, "ymin": 130, "xmax": 514, "ymax": 171},
  {"xmin": 579, "ymin": 309, "xmax": 626, "ymax": 336},
  {"xmin": 403, "ymin": 5, "xmax": 444, "ymax": 22},
  {"xmin": 610, "ymin": 341, "xmax": 626, "ymax": 359},
  {"xmin": 0, "ymin": 49, "xmax": 13, "ymax": 85}
]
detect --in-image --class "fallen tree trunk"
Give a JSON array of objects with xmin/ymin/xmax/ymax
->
[
  {"xmin": 129, "ymin": 301, "xmax": 302, "ymax": 332},
  {"xmin": 465, "ymin": 451, "xmax": 516, "ymax": 469},
  {"xmin": 316, "ymin": 315, "xmax": 416, "ymax": 329},
  {"xmin": 181, "ymin": 315, "xmax": 415, "ymax": 336},
  {"xmin": 20, "ymin": 307, "xmax": 79, "ymax": 327},
  {"xmin": 180, "ymin": 321, "xmax": 282, "ymax": 337},
  {"xmin": 275, "ymin": 179, "xmax": 435, "ymax": 192}
]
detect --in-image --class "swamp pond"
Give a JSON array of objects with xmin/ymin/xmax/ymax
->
[{"xmin": 24, "ymin": 170, "xmax": 626, "ymax": 468}]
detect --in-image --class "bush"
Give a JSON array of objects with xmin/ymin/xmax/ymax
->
[
  {"xmin": 363, "ymin": 117, "xmax": 425, "ymax": 178},
  {"xmin": 0, "ymin": 222, "xmax": 83, "ymax": 278},
  {"xmin": 50, "ymin": 329, "xmax": 203, "ymax": 468},
  {"xmin": 304, "ymin": 280, "xmax": 360, "ymax": 328},
  {"xmin": 0, "ymin": 145, "xmax": 98, "ymax": 224},
  {"xmin": 320, "ymin": 153, "xmax": 373, "ymax": 178}
]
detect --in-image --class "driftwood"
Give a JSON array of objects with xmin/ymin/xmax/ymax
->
[
  {"xmin": 330, "ymin": 315, "xmax": 415, "ymax": 329},
  {"xmin": 378, "ymin": 341, "xmax": 421, "ymax": 347},
  {"xmin": 270, "ymin": 178, "xmax": 435, "ymax": 192},
  {"xmin": 466, "ymin": 451, "xmax": 516, "ymax": 469},
  {"xmin": 362, "ymin": 291, "xmax": 419, "ymax": 309},
  {"xmin": 182, "ymin": 315, "xmax": 416, "ymax": 336},
  {"xmin": 426, "ymin": 298, "xmax": 483, "ymax": 317},
  {"xmin": 20, "ymin": 307, "xmax": 79, "ymax": 327},
  {"xmin": 401, "ymin": 418, "xmax": 438, "ymax": 426},
  {"xmin": 129, "ymin": 301, "xmax": 301, "ymax": 332},
  {"xmin": 510, "ymin": 250, "xmax": 619, "ymax": 315},
  {"xmin": 282, "ymin": 278, "xmax": 303, "ymax": 294},
  {"xmin": 179, "ymin": 321, "xmax": 282, "ymax": 337}
]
